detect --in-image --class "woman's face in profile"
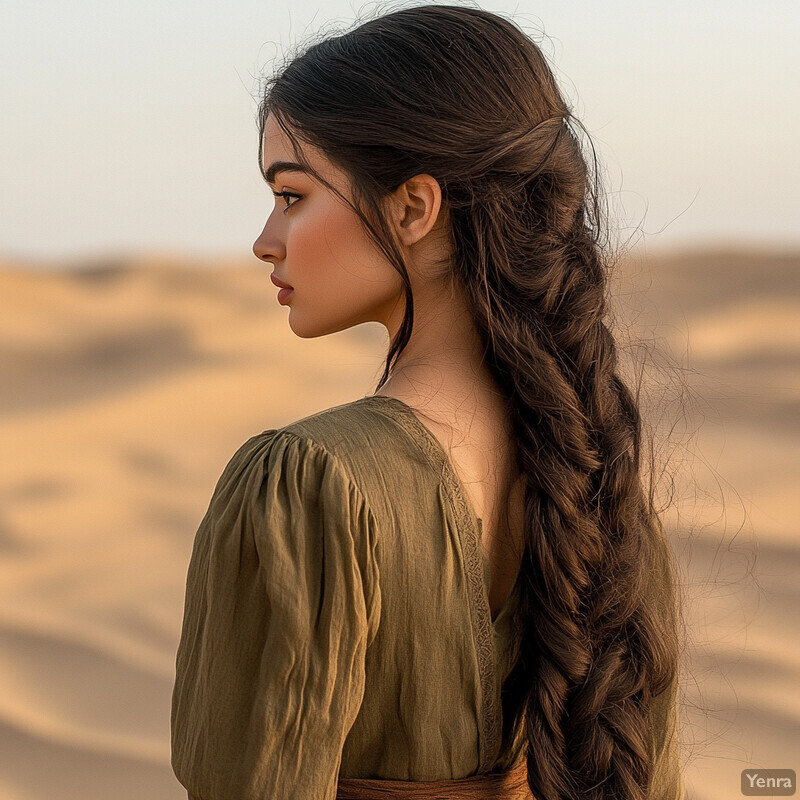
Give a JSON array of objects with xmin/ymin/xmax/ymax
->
[{"xmin": 253, "ymin": 113, "xmax": 404, "ymax": 339}]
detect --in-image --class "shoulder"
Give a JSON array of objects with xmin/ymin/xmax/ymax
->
[
  {"xmin": 215, "ymin": 399, "xmax": 381, "ymax": 494},
  {"xmin": 216, "ymin": 397, "xmax": 425, "ymax": 524},
  {"xmin": 218, "ymin": 424, "xmax": 353, "ymax": 501},
  {"xmin": 204, "ymin": 412, "xmax": 379, "ymax": 554},
  {"xmin": 280, "ymin": 397, "xmax": 396, "ymax": 453},
  {"xmin": 275, "ymin": 397, "xmax": 420, "ymax": 477}
]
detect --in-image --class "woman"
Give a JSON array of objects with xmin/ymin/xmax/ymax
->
[{"xmin": 171, "ymin": 4, "xmax": 684, "ymax": 799}]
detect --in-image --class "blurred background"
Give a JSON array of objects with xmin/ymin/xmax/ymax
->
[{"xmin": 1, "ymin": 1, "xmax": 798, "ymax": 798}]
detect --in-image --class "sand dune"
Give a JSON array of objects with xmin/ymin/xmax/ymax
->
[{"xmin": 0, "ymin": 248, "xmax": 797, "ymax": 799}]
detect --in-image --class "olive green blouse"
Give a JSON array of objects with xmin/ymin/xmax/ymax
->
[{"xmin": 170, "ymin": 394, "xmax": 683, "ymax": 800}]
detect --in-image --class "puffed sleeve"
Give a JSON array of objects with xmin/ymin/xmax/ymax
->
[{"xmin": 170, "ymin": 430, "xmax": 382, "ymax": 800}]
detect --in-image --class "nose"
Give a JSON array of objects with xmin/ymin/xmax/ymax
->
[{"xmin": 252, "ymin": 218, "xmax": 284, "ymax": 264}]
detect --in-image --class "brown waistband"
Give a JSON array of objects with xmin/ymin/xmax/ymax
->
[{"xmin": 336, "ymin": 758, "xmax": 533, "ymax": 799}]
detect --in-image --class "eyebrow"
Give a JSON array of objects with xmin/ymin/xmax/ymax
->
[{"xmin": 263, "ymin": 160, "xmax": 310, "ymax": 185}]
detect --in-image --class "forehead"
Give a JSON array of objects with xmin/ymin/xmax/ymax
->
[
  {"xmin": 261, "ymin": 113, "xmax": 295, "ymax": 160},
  {"xmin": 260, "ymin": 113, "xmax": 336, "ymax": 186}
]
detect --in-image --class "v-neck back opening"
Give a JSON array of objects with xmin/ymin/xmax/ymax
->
[
  {"xmin": 359, "ymin": 393, "xmax": 521, "ymax": 627},
  {"xmin": 361, "ymin": 396, "xmax": 483, "ymax": 521},
  {"xmin": 358, "ymin": 392, "xmax": 512, "ymax": 769}
]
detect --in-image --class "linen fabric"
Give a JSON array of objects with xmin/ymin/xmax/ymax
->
[{"xmin": 171, "ymin": 394, "xmax": 683, "ymax": 800}]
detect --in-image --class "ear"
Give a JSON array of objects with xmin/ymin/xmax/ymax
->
[{"xmin": 388, "ymin": 174, "xmax": 443, "ymax": 247}]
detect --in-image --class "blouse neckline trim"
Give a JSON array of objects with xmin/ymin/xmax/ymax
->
[
  {"xmin": 358, "ymin": 394, "xmax": 520, "ymax": 623},
  {"xmin": 358, "ymin": 392, "xmax": 508, "ymax": 770}
]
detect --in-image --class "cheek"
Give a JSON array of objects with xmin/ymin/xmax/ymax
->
[{"xmin": 291, "ymin": 202, "xmax": 385, "ymax": 291}]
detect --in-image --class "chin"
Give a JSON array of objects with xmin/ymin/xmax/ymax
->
[{"xmin": 287, "ymin": 313, "xmax": 338, "ymax": 339}]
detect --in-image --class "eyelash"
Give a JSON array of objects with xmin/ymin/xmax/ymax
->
[{"xmin": 271, "ymin": 190, "xmax": 301, "ymax": 213}]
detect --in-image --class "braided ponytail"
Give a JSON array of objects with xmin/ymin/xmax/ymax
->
[{"xmin": 461, "ymin": 115, "xmax": 680, "ymax": 800}]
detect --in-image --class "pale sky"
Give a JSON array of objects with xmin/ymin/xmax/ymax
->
[{"xmin": 1, "ymin": 0, "xmax": 798, "ymax": 263}]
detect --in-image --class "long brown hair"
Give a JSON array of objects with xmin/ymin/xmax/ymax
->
[{"xmin": 256, "ymin": 4, "xmax": 681, "ymax": 798}]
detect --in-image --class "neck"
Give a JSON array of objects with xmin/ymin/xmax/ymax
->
[{"xmin": 378, "ymin": 278, "xmax": 506, "ymax": 426}]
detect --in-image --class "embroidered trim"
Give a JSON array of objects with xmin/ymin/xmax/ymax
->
[{"xmin": 361, "ymin": 395, "xmax": 501, "ymax": 772}]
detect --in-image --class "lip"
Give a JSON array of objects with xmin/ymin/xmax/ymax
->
[{"xmin": 270, "ymin": 274, "xmax": 293, "ymax": 290}]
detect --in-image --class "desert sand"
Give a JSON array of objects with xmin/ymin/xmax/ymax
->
[{"xmin": 0, "ymin": 246, "xmax": 797, "ymax": 799}]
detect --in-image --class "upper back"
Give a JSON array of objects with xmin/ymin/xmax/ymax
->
[
  {"xmin": 278, "ymin": 394, "xmax": 525, "ymax": 774},
  {"xmin": 282, "ymin": 394, "xmax": 526, "ymax": 620}
]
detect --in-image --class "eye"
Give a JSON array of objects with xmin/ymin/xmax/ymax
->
[{"xmin": 271, "ymin": 190, "xmax": 302, "ymax": 213}]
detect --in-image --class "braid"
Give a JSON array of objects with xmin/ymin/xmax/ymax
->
[{"xmin": 449, "ymin": 117, "xmax": 679, "ymax": 799}]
